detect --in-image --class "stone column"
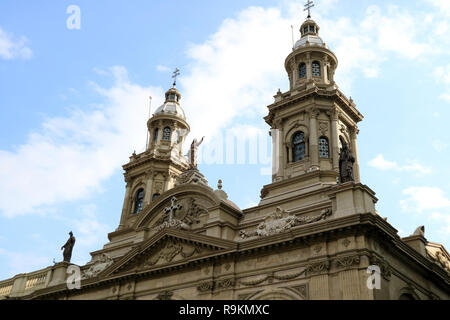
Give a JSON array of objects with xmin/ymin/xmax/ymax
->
[
  {"xmin": 309, "ymin": 273, "xmax": 330, "ymax": 300},
  {"xmin": 118, "ymin": 182, "xmax": 132, "ymax": 229},
  {"xmin": 331, "ymin": 109, "xmax": 340, "ymax": 171},
  {"xmin": 304, "ymin": 52, "xmax": 311, "ymax": 80},
  {"xmin": 350, "ymin": 126, "xmax": 361, "ymax": 183},
  {"xmin": 309, "ymin": 108, "xmax": 319, "ymax": 171},
  {"xmin": 276, "ymin": 121, "xmax": 285, "ymax": 180},
  {"xmin": 143, "ymin": 172, "xmax": 153, "ymax": 206},
  {"xmin": 271, "ymin": 129, "xmax": 280, "ymax": 180},
  {"xmin": 163, "ymin": 174, "xmax": 170, "ymax": 192},
  {"xmin": 290, "ymin": 60, "xmax": 298, "ymax": 86},
  {"xmin": 323, "ymin": 56, "xmax": 330, "ymax": 84}
]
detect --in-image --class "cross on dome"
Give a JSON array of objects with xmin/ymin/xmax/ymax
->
[
  {"xmin": 172, "ymin": 68, "xmax": 180, "ymax": 87},
  {"xmin": 304, "ymin": 0, "xmax": 314, "ymax": 19}
]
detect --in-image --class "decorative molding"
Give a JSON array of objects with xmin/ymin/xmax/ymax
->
[
  {"xmin": 238, "ymin": 290, "xmax": 264, "ymax": 300},
  {"xmin": 136, "ymin": 238, "xmax": 203, "ymax": 270},
  {"xmin": 428, "ymin": 251, "xmax": 450, "ymax": 272},
  {"xmin": 184, "ymin": 198, "xmax": 208, "ymax": 225},
  {"xmin": 306, "ymin": 261, "xmax": 330, "ymax": 275},
  {"xmin": 216, "ymin": 278, "xmax": 236, "ymax": 290},
  {"xmin": 319, "ymin": 121, "xmax": 328, "ymax": 136},
  {"xmin": 284, "ymin": 284, "xmax": 309, "ymax": 300},
  {"xmin": 156, "ymin": 291, "xmax": 173, "ymax": 300},
  {"xmin": 334, "ymin": 255, "xmax": 360, "ymax": 269},
  {"xmin": 309, "ymin": 108, "xmax": 320, "ymax": 118},
  {"xmin": 342, "ymin": 239, "xmax": 351, "ymax": 248},
  {"xmin": 240, "ymin": 207, "xmax": 332, "ymax": 239},
  {"xmin": 313, "ymin": 245, "xmax": 322, "ymax": 254},
  {"xmin": 175, "ymin": 168, "xmax": 209, "ymax": 187},
  {"xmin": 155, "ymin": 219, "xmax": 190, "ymax": 232},
  {"xmin": 197, "ymin": 281, "xmax": 214, "ymax": 293},
  {"xmin": 239, "ymin": 269, "xmax": 307, "ymax": 287},
  {"xmin": 154, "ymin": 197, "xmax": 208, "ymax": 231},
  {"xmin": 369, "ymin": 255, "xmax": 392, "ymax": 281}
]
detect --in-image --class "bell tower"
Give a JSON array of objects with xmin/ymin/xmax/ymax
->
[
  {"xmin": 117, "ymin": 74, "xmax": 190, "ymax": 230},
  {"xmin": 262, "ymin": 9, "xmax": 363, "ymax": 204}
]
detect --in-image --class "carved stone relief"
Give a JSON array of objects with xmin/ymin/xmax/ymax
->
[
  {"xmin": 319, "ymin": 121, "xmax": 329, "ymax": 136},
  {"xmin": 369, "ymin": 256, "xmax": 392, "ymax": 280},
  {"xmin": 238, "ymin": 269, "xmax": 307, "ymax": 287},
  {"xmin": 334, "ymin": 255, "xmax": 360, "ymax": 269},
  {"xmin": 156, "ymin": 291, "xmax": 173, "ymax": 300},
  {"xmin": 138, "ymin": 238, "xmax": 203, "ymax": 269},
  {"xmin": 306, "ymin": 261, "xmax": 330, "ymax": 275},
  {"xmin": 197, "ymin": 281, "xmax": 214, "ymax": 293},
  {"xmin": 284, "ymin": 284, "xmax": 309, "ymax": 300},
  {"xmin": 82, "ymin": 253, "xmax": 114, "ymax": 279},
  {"xmin": 154, "ymin": 197, "xmax": 209, "ymax": 232},
  {"xmin": 240, "ymin": 207, "xmax": 332, "ymax": 239}
]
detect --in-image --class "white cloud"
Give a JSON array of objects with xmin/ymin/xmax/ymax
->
[
  {"xmin": 432, "ymin": 139, "xmax": 449, "ymax": 152},
  {"xmin": 369, "ymin": 154, "xmax": 432, "ymax": 175},
  {"xmin": 401, "ymin": 186, "xmax": 450, "ymax": 239},
  {"xmin": 0, "ymin": 66, "xmax": 164, "ymax": 217},
  {"xmin": 0, "ymin": 27, "xmax": 32, "ymax": 60},
  {"xmin": 434, "ymin": 65, "xmax": 450, "ymax": 84},
  {"xmin": 434, "ymin": 64, "xmax": 450, "ymax": 102},
  {"xmin": 0, "ymin": 2, "xmax": 443, "ymax": 217},
  {"xmin": 181, "ymin": 6, "xmax": 292, "ymax": 140},
  {"xmin": 400, "ymin": 187, "xmax": 450, "ymax": 213},
  {"xmin": 317, "ymin": 5, "xmax": 433, "ymax": 90},
  {"xmin": 156, "ymin": 65, "xmax": 171, "ymax": 72},
  {"xmin": 431, "ymin": 212, "xmax": 450, "ymax": 234},
  {"xmin": 427, "ymin": 0, "xmax": 450, "ymax": 16}
]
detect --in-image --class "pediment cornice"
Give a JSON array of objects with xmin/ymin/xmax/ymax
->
[
  {"xmin": 100, "ymin": 229, "xmax": 237, "ymax": 278},
  {"xmin": 134, "ymin": 184, "xmax": 220, "ymax": 230}
]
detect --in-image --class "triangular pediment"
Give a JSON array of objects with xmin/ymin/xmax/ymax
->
[{"xmin": 101, "ymin": 229, "xmax": 236, "ymax": 278}]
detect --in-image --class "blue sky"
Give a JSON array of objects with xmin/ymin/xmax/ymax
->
[{"xmin": 0, "ymin": 0, "xmax": 449, "ymax": 279}]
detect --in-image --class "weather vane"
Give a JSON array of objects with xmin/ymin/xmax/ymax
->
[
  {"xmin": 172, "ymin": 68, "xmax": 180, "ymax": 87},
  {"xmin": 304, "ymin": 0, "xmax": 314, "ymax": 19}
]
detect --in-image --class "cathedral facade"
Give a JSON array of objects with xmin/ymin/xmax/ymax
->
[{"xmin": 1, "ymin": 15, "xmax": 449, "ymax": 301}]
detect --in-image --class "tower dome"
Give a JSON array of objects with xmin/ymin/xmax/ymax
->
[
  {"xmin": 147, "ymin": 75, "xmax": 190, "ymax": 166},
  {"xmin": 294, "ymin": 19, "xmax": 325, "ymax": 49},
  {"xmin": 285, "ymin": 15, "xmax": 338, "ymax": 90},
  {"xmin": 154, "ymin": 86, "xmax": 186, "ymax": 120}
]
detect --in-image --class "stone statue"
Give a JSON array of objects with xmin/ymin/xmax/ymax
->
[
  {"xmin": 61, "ymin": 231, "xmax": 76, "ymax": 263},
  {"xmin": 339, "ymin": 141, "xmax": 355, "ymax": 183},
  {"xmin": 189, "ymin": 137, "xmax": 204, "ymax": 168}
]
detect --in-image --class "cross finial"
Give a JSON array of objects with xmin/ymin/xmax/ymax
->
[
  {"xmin": 304, "ymin": 0, "xmax": 314, "ymax": 19},
  {"xmin": 172, "ymin": 68, "xmax": 180, "ymax": 87}
]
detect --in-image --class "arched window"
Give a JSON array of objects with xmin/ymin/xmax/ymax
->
[
  {"xmin": 162, "ymin": 127, "xmax": 171, "ymax": 141},
  {"xmin": 319, "ymin": 136, "xmax": 330, "ymax": 158},
  {"xmin": 152, "ymin": 193, "xmax": 161, "ymax": 201},
  {"xmin": 292, "ymin": 132, "xmax": 306, "ymax": 162},
  {"xmin": 312, "ymin": 61, "xmax": 321, "ymax": 77},
  {"xmin": 153, "ymin": 128, "xmax": 159, "ymax": 142},
  {"xmin": 299, "ymin": 63, "xmax": 307, "ymax": 79},
  {"xmin": 134, "ymin": 189, "xmax": 145, "ymax": 214}
]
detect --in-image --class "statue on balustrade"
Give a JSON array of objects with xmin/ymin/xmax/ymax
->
[{"xmin": 61, "ymin": 231, "xmax": 76, "ymax": 263}]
